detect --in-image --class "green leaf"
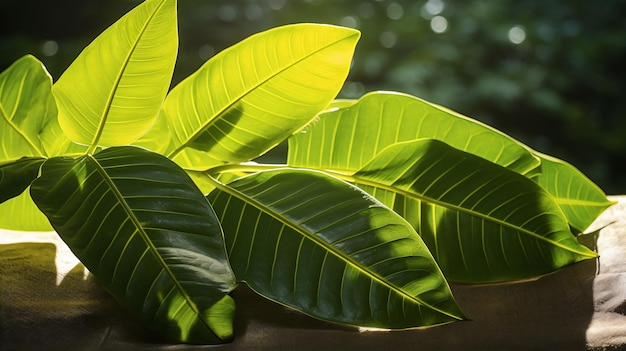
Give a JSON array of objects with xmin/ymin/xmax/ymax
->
[
  {"xmin": 207, "ymin": 169, "xmax": 464, "ymax": 329},
  {"xmin": 0, "ymin": 157, "xmax": 45, "ymax": 203},
  {"xmin": 288, "ymin": 91, "xmax": 540, "ymax": 177},
  {"xmin": 52, "ymin": 0, "xmax": 178, "ymax": 149},
  {"xmin": 349, "ymin": 140, "xmax": 597, "ymax": 283},
  {"xmin": 0, "ymin": 191, "xmax": 53, "ymax": 231},
  {"xmin": 533, "ymin": 153, "xmax": 615, "ymax": 233},
  {"xmin": 30, "ymin": 146, "xmax": 236, "ymax": 344},
  {"xmin": 39, "ymin": 113, "xmax": 89, "ymax": 158},
  {"xmin": 0, "ymin": 55, "xmax": 54, "ymax": 161},
  {"xmin": 137, "ymin": 24, "xmax": 359, "ymax": 170}
]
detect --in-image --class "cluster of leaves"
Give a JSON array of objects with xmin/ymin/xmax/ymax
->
[{"xmin": 0, "ymin": 0, "xmax": 613, "ymax": 345}]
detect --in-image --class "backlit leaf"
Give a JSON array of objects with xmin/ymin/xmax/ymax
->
[
  {"xmin": 0, "ymin": 55, "xmax": 53, "ymax": 162},
  {"xmin": 53, "ymin": 0, "xmax": 178, "ymax": 148},
  {"xmin": 288, "ymin": 91, "xmax": 540, "ymax": 177},
  {"xmin": 138, "ymin": 24, "xmax": 359, "ymax": 169}
]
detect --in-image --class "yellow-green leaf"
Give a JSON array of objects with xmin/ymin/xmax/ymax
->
[{"xmin": 53, "ymin": 0, "xmax": 178, "ymax": 148}]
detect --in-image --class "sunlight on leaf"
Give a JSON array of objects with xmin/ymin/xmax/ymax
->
[
  {"xmin": 31, "ymin": 146, "xmax": 236, "ymax": 344},
  {"xmin": 208, "ymin": 168, "xmax": 464, "ymax": 329},
  {"xmin": 0, "ymin": 55, "xmax": 54, "ymax": 162},
  {"xmin": 53, "ymin": 0, "xmax": 178, "ymax": 149},
  {"xmin": 138, "ymin": 24, "xmax": 359, "ymax": 170},
  {"xmin": 349, "ymin": 140, "xmax": 597, "ymax": 283}
]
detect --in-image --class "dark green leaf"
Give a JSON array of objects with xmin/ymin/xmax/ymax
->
[
  {"xmin": 351, "ymin": 140, "xmax": 597, "ymax": 283},
  {"xmin": 30, "ymin": 146, "xmax": 236, "ymax": 344},
  {"xmin": 207, "ymin": 168, "xmax": 464, "ymax": 329},
  {"xmin": 0, "ymin": 157, "xmax": 45, "ymax": 203}
]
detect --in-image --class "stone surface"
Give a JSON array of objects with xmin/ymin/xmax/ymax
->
[{"xmin": 1, "ymin": 197, "xmax": 625, "ymax": 350}]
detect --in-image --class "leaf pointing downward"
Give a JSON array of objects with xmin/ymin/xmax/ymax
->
[
  {"xmin": 207, "ymin": 168, "xmax": 464, "ymax": 329},
  {"xmin": 30, "ymin": 146, "xmax": 236, "ymax": 344}
]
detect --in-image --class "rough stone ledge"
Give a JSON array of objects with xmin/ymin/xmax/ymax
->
[{"xmin": 1, "ymin": 196, "xmax": 625, "ymax": 350}]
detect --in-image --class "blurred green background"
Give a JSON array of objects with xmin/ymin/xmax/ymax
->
[{"xmin": 2, "ymin": 0, "xmax": 625, "ymax": 193}]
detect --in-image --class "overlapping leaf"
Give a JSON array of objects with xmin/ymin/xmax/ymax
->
[
  {"xmin": 136, "ymin": 24, "xmax": 359, "ymax": 170},
  {"xmin": 0, "ymin": 55, "xmax": 53, "ymax": 162},
  {"xmin": 30, "ymin": 146, "xmax": 236, "ymax": 344},
  {"xmin": 0, "ymin": 191, "xmax": 53, "ymax": 231},
  {"xmin": 207, "ymin": 169, "xmax": 464, "ymax": 329},
  {"xmin": 288, "ymin": 91, "xmax": 612, "ymax": 244},
  {"xmin": 349, "ymin": 140, "xmax": 597, "ymax": 283},
  {"xmin": 288, "ymin": 91, "xmax": 540, "ymax": 176},
  {"xmin": 533, "ymin": 153, "xmax": 614, "ymax": 233},
  {"xmin": 53, "ymin": 0, "xmax": 178, "ymax": 148},
  {"xmin": 0, "ymin": 157, "xmax": 45, "ymax": 203}
]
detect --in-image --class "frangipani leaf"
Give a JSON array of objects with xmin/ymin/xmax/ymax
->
[
  {"xmin": 0, "ymin": 55, "xmax": 54, "ymax": 162},
  {"xmin": 207, "ymin": 169, "xmax": 464, "ymax": 329},
  {"xmin": 53, "ymin": 0, "xmax": 178, "ymax": 148},
  {"xmin": 288, "ymin": 91, "xmax": 540, "ymax": 177},
  {"xmin": 533, "ymin": 153, "xmax": 615, "ymax": 233},
  {"xmin": 350, "ymin": 140, "xmax": 597, "ymax": 283},
  {"xmin": 138, "ymin": 24, "xmax": 359, "ymax": 170},
  {"xmin": 30, "ymin": 146, "xmax": 236, "ymax": 344}
]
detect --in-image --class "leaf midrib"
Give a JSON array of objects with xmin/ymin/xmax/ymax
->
[
  {"xmin": 168, "ymin": 31, "xmax": 359, "ymax": 159},
  {"xmin": 208, "ymin": 174, "xmax": 463, "ymax": 322},
  {"xmin": 88, "ymin": 0, "xmax": 168, "ymax": 153},
  {"xmin": 339, "ymin": 171, "xmax": 596, "ymax": 258},
  {"xmin": 0, "ymin": 69, "xmax": 45, "ymax": 157},
  {"xmin": 87, "ymin": 153, "xmax": 218, "ymax": 338}
]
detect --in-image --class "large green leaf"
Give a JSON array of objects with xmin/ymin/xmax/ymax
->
[
  {"xmin": 533, "ymin": 153, "xmax": 615, "ymax": 233},
  {"xmin": 30, "ymin": 146, "xmax": 236, "ymax": 344},
  {"xmin": 348, "ymin": 140, "xmax": 597, "ymax": 283},
  {"xmin": 207, "ymin": 169, "xmax": 464, "ymax": 329},
  {"xmin": 288, "ymin": 91, "xmax": 540, "ymax": 177},
  {"xmin": 53, "ymin": 0, "xmax": 178, "ymax": 148},
  {"xmin": 0, "ymin": 191, "xmax": 53, "ymax": 231},
  {"xmin": 287, "ymin": 91, "xmax": 612, "ymax": 246},
  {"xmin": 137, "ymin": 24, "xmax": 359, "ymax": 170},
  {"xmin": 0, "ymin": 55, "xmax": 54, "ymax": 162},
  {"xmin": 0, "ymin": 157, "xmax": 45, "ymax": 203}
]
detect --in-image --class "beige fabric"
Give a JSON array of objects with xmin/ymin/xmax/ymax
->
[{"xmin": 1, "ymin": 197, "xmax": 625, "ymax": 350}]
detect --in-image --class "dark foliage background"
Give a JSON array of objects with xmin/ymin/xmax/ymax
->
[{"xmin": 2, "ymin": 0, "xmax": 625, "ymax": 193}]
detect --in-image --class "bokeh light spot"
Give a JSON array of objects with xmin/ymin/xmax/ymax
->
[
  {"xmin": 42, "ymin": 40, "xmax": 59, "ymax": 56},
  {"xmin": 198, "ymin": 45, "xmax": 215, "ymax": 61},
  {"xmin": 508, "ymin": 25, "xmax": 526, "ymax": 44},
  {"xmin": 430, "ymin": 16, "xmax": 448, "ymax": 33},
  {"xmin": 387, "ymin": 3, "xmax": 404, "ymax": 20},
  {"xmin": 424, "ymin": 0, "xmax": 445, "ymax": 16},
  {"xmin": 268, "ymin": 0, "xmax": 286, "ymax": 11},
  {"xmin": 218, "ymin": 5, "xmax": 237, "ymax": 22},
  {"xmin": 340, "ymin": 16, "xmax": 359, "ymax": 29},
  {"xmin": 379, "ymin": 31, "xmax": 397, "ymax": 48}
]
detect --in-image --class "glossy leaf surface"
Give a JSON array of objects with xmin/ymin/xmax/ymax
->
[
  {"xmin": 288, "ymin": 91, "xmax": 540, "ymax": 177},
  {"xmin": 207, "ymin": 169, "xmax": 464, "ymax": 329},
  {"xmin": 30, "ymin": 146, "xmax": 236, "ymax": 344},
  {"xmin": 351, "ymin": 140, "xmax": 597, "ymax": 283},
  {"xmin": 53, "ymin": 0, "xmax": 178, "ymax": 148},
  {"xmin": 139, "ymin": 24, "xmax": 359, "ymax": 169}
]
